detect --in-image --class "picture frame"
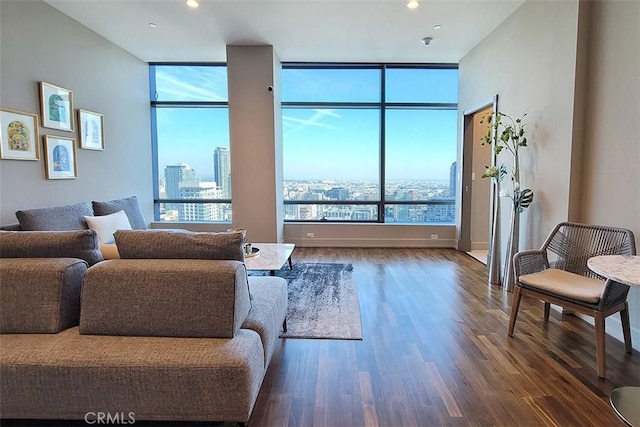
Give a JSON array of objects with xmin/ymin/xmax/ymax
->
[
  {"xmin": 0, "ymin": 108, "xmax": 40, "ymax": 160},
  {"xmin": 43, "ymin": 135, "xmax": 77, "ymax": 179},
  {"xmin": 77, "ymin": 109, "xmax": 105, "ymax": 150},
  {"xmin": 39, "ymin": 81, "xmax": 74, "ymax": 131}
]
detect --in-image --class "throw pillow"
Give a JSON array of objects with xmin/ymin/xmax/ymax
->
[
  {"xmin": 0, "ymin": 230, "xmax": 103, "ymax": 266},
  {"xmin": 92, "ymin": 195, "xmax": 147, "ymax": 230},
  {"xmin": 114, "ymin": 229, "xmax": 245, "ymax": 261},
  {"xmin": 84, "ymin": 210, "xmax": 132, "ymax": 244},
  {"xmin": 15, "ymin": 202, "xmax": 93, "ymax": 231}
]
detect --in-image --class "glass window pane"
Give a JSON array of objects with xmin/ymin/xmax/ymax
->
[
  {"xmin": 156, "ymin": 107, "xmax": 231, "ymax": 207},
  {"xmin": 385, "ymin": 109, "xmax": 457, "ymax": 202},
  {"xmin": 283, "ymin": 108, "xmax": 380, "ymax": 201},
  {"xmin": 152, "ymin": 65, "xmax": 228, "ymax": 102},
  {"xmin": 284, "ymin": 204, "xmax": 378, "ymax": 221},
  {"xmin": 384, "ymin": 203, "xmax": 454, "ymax": 224},
  {"xmin": 158, "ymin": 202, "xmax": 232, "ymax": 222},
  {"xmin": 385, "ymin": 68, "xmax": 458, "ymax": 103},
  {"xmin": 282, "ymin": 68, "xmax": 380, "ymax": 103}
]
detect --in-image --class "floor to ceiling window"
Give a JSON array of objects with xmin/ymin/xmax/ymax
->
[
  {"xmin": 149, "ymin": 64, "xmax": 232, "ymax": 222},
  {"xmin": 281, "ymin": 64, "xmax": 458, "ymax": 223}
]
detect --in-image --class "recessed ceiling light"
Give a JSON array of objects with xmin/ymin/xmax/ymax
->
[
  {"xmin": 434, "ymin": 25, "xmax": 442, "ymax": 30},
  {"xmin": 186, "ymin": 0, "xmax": 199, "ymax": 8},
  {"xmin": 407, "ymin": 0, "xmax": 419, "ymax": 10},
  {"xmin": 421, "ymin": 37, "xmax": 433, "ymax": 46},
  {"xmin": 148, "ymin": 22, "xmax": 157, "ymax": 28}
]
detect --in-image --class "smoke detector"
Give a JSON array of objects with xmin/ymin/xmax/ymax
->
[{"xmin": 421, "ymin": 37, "xmax": 433, "ymax": 46}]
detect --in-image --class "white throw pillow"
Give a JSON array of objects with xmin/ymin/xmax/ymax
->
[{"xmin": 84, "ymin": 210, "xmax": 132, "ymax": 244}]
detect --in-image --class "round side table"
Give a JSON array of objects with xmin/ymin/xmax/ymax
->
[{"xmin": 610, "ymin": 386, "xmax": 640, "ymax": 426}]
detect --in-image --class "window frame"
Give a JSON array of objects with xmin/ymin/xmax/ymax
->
[
  {"xmin": 281, "ymin": 63, "xmax": 458, "ymax": 223},
  {"xmin": 149, "ymin": 63, "xmax": 232, "ymax": 222}
]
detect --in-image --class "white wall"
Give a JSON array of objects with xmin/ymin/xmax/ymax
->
[
  {"xmin": 0, "ymin": 0, "xmax": 152, "ymax": 224},
  {"xmin": 460, "ymin": 0, "xmax": 640, "ymax": 348},
  {"xmin": 581, "ymin": 1, "xmax": 639, "ymax": 246},
  {"xmin": 226, "ymin": 45, "xmax": 283, "ymax": 243},
  {"xmin": 459, "ymin": 0, "xmax": 581, "ymax": 253},
  {"xmin": 579, "ymin": 0, "xmax": 640, "ymax": 348}
]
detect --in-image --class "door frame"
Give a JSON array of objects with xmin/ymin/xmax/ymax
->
[{"xmin": 458, "ymin": 95, "xmax": 498, "ymax": 252}]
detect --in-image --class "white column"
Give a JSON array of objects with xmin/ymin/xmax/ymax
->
[{"xmin": 227, "ymin": 45, "xmax": 283, "ymax": 242}]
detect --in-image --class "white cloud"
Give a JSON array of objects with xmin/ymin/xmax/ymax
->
[{"xmin": 282, "ymin": 109, "xmax": 340, "ymax": 137}]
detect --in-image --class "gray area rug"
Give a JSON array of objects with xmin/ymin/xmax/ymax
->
[{"xmin": 252, "ymin": 263, "xmax": 363, "ymax": 340}]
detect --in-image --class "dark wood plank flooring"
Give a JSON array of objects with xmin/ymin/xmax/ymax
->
[
  {"xmin": 250, "ymin": 248, "xmax": 638, "ymax": 427},
  {"xmin": 4, "ymin": 248, "xmax": 638, "ymax": 426}
]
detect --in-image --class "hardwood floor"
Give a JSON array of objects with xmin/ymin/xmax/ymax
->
[
  {"xmin": 249, "ymin": 248, "xmax": 638, "ymax": 427},
  {"xmin": 4, "ymin": 248, "xmax": 638, "ymax": 426}
]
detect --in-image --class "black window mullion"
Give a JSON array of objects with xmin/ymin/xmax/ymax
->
[
  {"xmin": 150, "ymin": 105, "xmax": 160, "ymax": 210},
  {"xmin": 379, "ymin": 64, "xmax": 386, "ymax": 223},
  {"xmin": 385, "ymin": 102, "xmax": 457, "ymax": 110}
]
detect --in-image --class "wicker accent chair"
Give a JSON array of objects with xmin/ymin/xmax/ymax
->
[{"xmin": 507, "ymin": 222, "xmax": 636, "ymax": 378}]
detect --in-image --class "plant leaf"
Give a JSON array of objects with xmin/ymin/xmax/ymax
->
[{"xmin": 516, "ymin": 189, "xmax": 534, "ymax": 211}]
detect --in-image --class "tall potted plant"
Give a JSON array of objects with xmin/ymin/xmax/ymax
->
[{"xmin": 481, "ymin": 112, "xmax": 534, "ymax": 291}]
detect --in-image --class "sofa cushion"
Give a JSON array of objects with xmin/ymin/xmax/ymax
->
[
  {"xmin": 99, "ymin": 243, "xmax": 120, "ymax": 259},
  {"xmin": 79, "ymin": 259, "xmax": 252, "ymax": 338},
  {"xmin": 0, "ymin": 223, "xmax": 22, "ymax": 231},
  {"xmin": 114, "ymin": 229, "xmax": 245, "ymax": 261},
  {"xmin": 92, "ymin": 195, "xmax": 147, "ymax": 230},
  {"xmin": 0, "ymin": 327, "xmax": 265, "ymax": 423},
  {"xmin": 84, "ymin": 210, "xmax": 132, "ymax": 244},
  {"xmin": 15, "ymin": 202, "xmax": 93, "ymax": 231},
  {"xmin": 0, "ymin": 258, "xmax": 87, "ymax": 333},
  {"xmin": 0, "ymin": 230, "xmax": 103, "ymax": 266},
  {"xmin": 519, "ymin": 268, "xmax": 604, "ymax": 304}
]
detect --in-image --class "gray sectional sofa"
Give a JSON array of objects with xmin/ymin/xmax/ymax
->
[{"xmin": 0, "ymin": 222, "xmax": 288, "ymax": 423}]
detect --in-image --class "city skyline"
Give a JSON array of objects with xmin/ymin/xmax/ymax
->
[{"xmin": 159, "ymin": 173, "xmax": 456, "ymax": 223}]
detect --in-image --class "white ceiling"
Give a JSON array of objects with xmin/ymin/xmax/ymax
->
[{"xmin": 44, "ymin": 0, "xmax": 524, "ymax": 63}]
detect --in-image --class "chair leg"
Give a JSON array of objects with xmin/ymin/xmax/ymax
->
[
  {"xmin": 620, "ymin": 302, "xmax": 633, "ymax": 354},
  {"xmin": 543, "ymin": 302, "xmax": 551, "ymax": 322},
  {"xmin": 595, "ymin": 312, "xmax": 606, "ymax": 378},
  {"xmin": 508, "ymin": 286, "xmax": 523, "ymax": 336}
]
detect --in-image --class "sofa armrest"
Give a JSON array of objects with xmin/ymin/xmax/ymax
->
[
  {"xmin": 0, "ymin": 258, "xmax": 87, "ymax": 333},
  {"xmin": 79, "ymin": 259, "xmax": 251, "ymax": 338}
]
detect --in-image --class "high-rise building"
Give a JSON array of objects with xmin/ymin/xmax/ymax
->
[
  {"xmin": 325, "ymin": 187, "xmax": 350, "ymax": 200},
  {"xmin": 213, "ymin": 147, "xmax": 231, "ymax": 199},
  {"xmin": 449, "ymin": 161, "xmax": 457, "ymax": 197},
  {"xmin": 164, "ymin": 164, "xmax": 197, "ymax": 200},
  {"xmin": 178, "ymin": 181, "xmax": 222, "ymax": 221},
  {"xmin": 164, "ymin": 164, "xmax": 197, "ymax": 211}
]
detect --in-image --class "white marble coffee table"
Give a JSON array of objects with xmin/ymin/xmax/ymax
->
[{"xmin": 244, "ymin": 243, "xmax": 295, "ymax": 275}]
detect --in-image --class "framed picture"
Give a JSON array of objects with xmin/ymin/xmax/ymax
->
[
  {"xmin": 0, "ymin": 108, "xmax": 40, "ymax": 160},
  {"xmin": 39, "ymin": 81, "xmax": 74, "ymax": 131},
  {"xmin": 77, "ymin": 109, "xmax": 104, "ymax": 150},
  {"xmin": 43, "ymin": 135, "xmax": 77, "ymax": 179}
]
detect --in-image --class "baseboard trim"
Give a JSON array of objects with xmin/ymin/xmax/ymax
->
[
  {"xmin": 552, "ymin": 305, "xmax": 640, "ymax": 351},
  {"xmin": 285, "ymin": 237, "xmax": 457, "ymax": 248}
]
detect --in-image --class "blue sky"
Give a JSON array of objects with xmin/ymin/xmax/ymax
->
[{"xmin": 154, "ymin": 66, "xmax": 458, "ymax": 182}]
